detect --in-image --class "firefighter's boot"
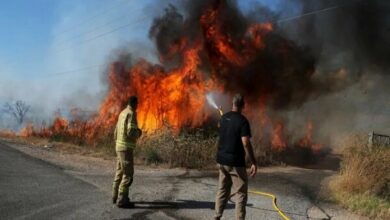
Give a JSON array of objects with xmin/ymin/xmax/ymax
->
[
  {"xmin": 117, "ymin": 194, "xmax": 134, "ymax": 208},
  {"xmin": 112, "ymin": 191, "xmax": 118, "ymax": 204}
]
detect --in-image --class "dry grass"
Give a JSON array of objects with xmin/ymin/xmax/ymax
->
[
  {"xmin": 329, "ymin": 133, "xmax": 390, "ymax": 219},
  {"xmin": 135, "ymin": 129, "xmax": 218, "ymax": 168},
  {"xmin": 0, "ymin": 129, "xmax": 17, "ymax": 138},
  {"xmin": 0, "ymin": 127, "xmax": 217, "ymax": 168},
  {"xmin": 3, "ymin": 125, "xmax": 325, "ymax": 169}
]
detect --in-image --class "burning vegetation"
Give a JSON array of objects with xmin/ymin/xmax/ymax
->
[{"xmin": 18, "ymin": 0, "xmax": 388, "ymax": 165}]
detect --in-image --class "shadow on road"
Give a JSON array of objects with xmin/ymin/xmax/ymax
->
[
  {"xmin": 303, "ymin": 154, "xmax": 341, "ymax": 171},
  {"xmin": 131, "ymin": 200, "xmax": 238, "ymax": 210},
  {"xmin": 248, "ymin": 206, "xmax": 311, "ymax": 219}
]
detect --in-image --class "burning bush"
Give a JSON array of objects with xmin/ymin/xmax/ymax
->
[{"xmin": 0, "ymin": 129, "xmax": 17, "ymax": 138}]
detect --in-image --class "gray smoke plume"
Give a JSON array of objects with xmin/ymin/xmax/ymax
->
[{"xmin": 149, "ymin": 0, "xmax": 389, "ymax": 109}]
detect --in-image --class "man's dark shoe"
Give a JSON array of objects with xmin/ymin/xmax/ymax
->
[
  {"xmin": 117, "ymin": 195, "xmax": 134, "ymax": 208},
  {"xmin": 112, "ymin": 189, "xmax": 118, "ymax": 204},
  {"xmin": 117, "ymin": 200, "xmax": 135, "ymax": 208}
]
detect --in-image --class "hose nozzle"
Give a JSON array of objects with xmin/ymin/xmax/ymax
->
[{"xmin": 218, "ymin": 106, "xmax": 223, "ymax": 116}]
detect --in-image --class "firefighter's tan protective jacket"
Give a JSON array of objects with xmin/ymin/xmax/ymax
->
[{"xmin": 114, "ymin": 106, "xmax": 141, "ymax": 151}]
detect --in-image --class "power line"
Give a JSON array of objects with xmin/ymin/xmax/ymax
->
[
  {"xmin": 53, "ymin": 15, "xmax": 149, "ymax": 54},
  {"xmin": 56, "ymin": 11, "xmax": 130, "ymax": 47},
  {"xmin": 56, "ymin": 3, "xmax": 349, "ymax": 53},
  {"xmin": 5, "ymin": 14, "xmax": 150, "ymax": 70},
  {"xmin": 0, "ymin": 64, "xmax": 106, "ymax": 85},
  {"xmin": 277, "ymin": 5, "xmax": 340, "ymax": 23},
  {"xmin": 40, "ymin": 4, "xmax": 368, "ymax": 79},
  {"xmin": 5, "ymin": 3, "xmax": 359, "ymax": 81},
  {"xmin": 52, "ymin": 0, "xmax": 128, "ymax": 39},
  {"xmin": 38, "ymin": 64, "xmax": 106, "ymax": 78},
  {"xmin": 276, "ymin": 3, "xmax": 352, "ymax": 24},
  {"xmin": 55, "ymin": 0, "xmax": 140, "ymax": 47},
  {"xmin": 4, "ymin": 0, "xmax": 145, "ymax": 69}
]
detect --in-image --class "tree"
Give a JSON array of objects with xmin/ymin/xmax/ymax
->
[{"xmin": 3, "ymin": 100, "xmax": 30, "ymax": 125}]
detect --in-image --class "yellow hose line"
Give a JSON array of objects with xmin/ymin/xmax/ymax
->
[{"xmin": 248, "ymin": 190, "xmax": 290, "ymax": 220}]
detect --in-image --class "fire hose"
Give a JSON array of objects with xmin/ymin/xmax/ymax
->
[
  {"xmin": 248, "ymin": 190, "xmax": 290, "ymax": 220},
  {"xmin": 229, "ymin": 189, "xmax": 290, "ymax": 220},
  {"xmin": 214, "ymin": 105, "xmax": 290, "ymax": 220}
]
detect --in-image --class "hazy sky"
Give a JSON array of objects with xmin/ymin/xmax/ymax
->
[{"xmin": 0, "ymin": 0, "xmax": 159, "ymax": 111}]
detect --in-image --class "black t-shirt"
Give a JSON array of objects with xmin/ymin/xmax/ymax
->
[{"xmin": 216, "ymin": 111, "xmax": 251, "ymax": 167}]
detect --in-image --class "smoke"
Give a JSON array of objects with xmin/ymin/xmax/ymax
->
[
  {"xmin": 270, "ymin": 0, "xmax": 390, "ymax": 145},
  {"xmin": 147, "ymin": 1, "xmax": 321, "ymax": 109},
  {"xmin": 281, "ymin": 0, "xmax": 390, "ymax": 71},
  {"xmin": 144, "ymin": 0, "xmax": 390, "ymax": 146}
]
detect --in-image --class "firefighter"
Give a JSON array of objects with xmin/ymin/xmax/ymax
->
[
  {"xmin": 214, "ymin": 94, "xmax": 257, "ymax": 220},
  {"xmin": 112, "ymin": 96, "xmax": 142, "ymax": 208}
]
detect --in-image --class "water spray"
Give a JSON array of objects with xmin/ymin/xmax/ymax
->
[{"xmin": 206, "ymin": 93, "xmax": 223, "ymax": 116}]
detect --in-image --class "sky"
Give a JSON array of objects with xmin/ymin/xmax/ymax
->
[{"xmin": 0, "ymin": 0, "xmax": 157, "ymax": 111}]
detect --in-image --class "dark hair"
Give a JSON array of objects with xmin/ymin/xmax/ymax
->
[
  {"xmin": 128, "ymin": 96, "xmax": 138, "ymax": 107},
  {"xmin": 232, "ymin": 93, "xmax": 245, "ymax": 108}
]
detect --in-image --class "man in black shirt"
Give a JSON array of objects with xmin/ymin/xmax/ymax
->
[{"xmin": 214, "ymin": 94, "xmax": 257, "ymax": 220}]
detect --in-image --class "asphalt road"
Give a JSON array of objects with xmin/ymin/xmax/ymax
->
[
  {"xmin": 0, "ymin": 140, "xmax": 366, "ymax": 220},
  {"xmin": 0, "ymin": 142, "xmax": 112, "ymax": 219}
]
